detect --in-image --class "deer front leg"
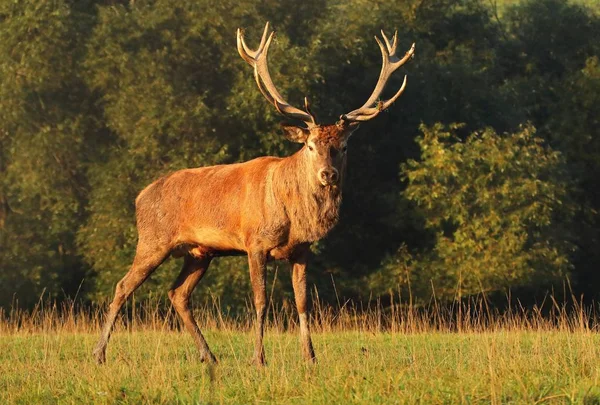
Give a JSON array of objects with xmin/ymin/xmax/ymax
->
[
  {"xmin": 291, "ymin": 247, "xmax": 316, "ymax": 362},
  {"xmin": 248, "ymin": 251, "xmax": 267, "ymax": 366}
]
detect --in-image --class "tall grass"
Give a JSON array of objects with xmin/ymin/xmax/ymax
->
[{"xmin": 2, "ymin": 287, "xmax": 597, "ymax": 336}]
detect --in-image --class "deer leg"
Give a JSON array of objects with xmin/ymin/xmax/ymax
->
[
  {"xmin": 291, "ymin": 247, "xmax": 316, "ymax": 362},
  {"xmin": 93, "ymin": 245, "xmax": 169, "ymax": 364},
  {"xmin": 248, "ymin": 251, "xmax": 267, "ymax": 366},
  {"xmin": 168, "ymin": 254, "xmax": 217, "ymax": 364}
]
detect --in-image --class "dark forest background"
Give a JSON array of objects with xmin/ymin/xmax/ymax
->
[{"xmin": 0, "ymin": 0, "xmax": 599, "ymax": 311}]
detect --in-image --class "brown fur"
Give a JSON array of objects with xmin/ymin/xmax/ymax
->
[{"xmin": 93, "ymin": 123, "xmax": 357, "ymax": 366}]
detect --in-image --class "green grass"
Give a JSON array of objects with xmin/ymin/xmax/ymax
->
[
  {"xmin": 1, "ymin": 294, "xmax": 599, "ymax": 404},
  {"xmin": 2, "ymin": 328, "xmax": 600, "ymax": 404}
]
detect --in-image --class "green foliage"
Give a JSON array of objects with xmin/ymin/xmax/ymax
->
[
  {"xmin": 0, "ymin": 0, "xmax": 97, "ymax": 307},
  {"xmin": 499, "ymin": 0, "xmax": 600, "ymax": 296},
  {"xmin": 400, "ymin": 124, "xmax": 574, "ymax": 298},
  {"xmin": 0, "ymin": 0, "xmax": 598, "ymax": 309}
]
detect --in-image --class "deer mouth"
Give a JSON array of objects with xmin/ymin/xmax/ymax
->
[{"xmin": 319, "ymin": 181, "xmax": 340, "ymax": 191}]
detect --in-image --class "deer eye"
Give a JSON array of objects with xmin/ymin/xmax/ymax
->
[
  {"xmin": 342, "ymin": 145, "xmax": 348, "ymax": 153},
  {"xmin": 307, "ymin": 145, "xmax": 314, "ymax": 152}
]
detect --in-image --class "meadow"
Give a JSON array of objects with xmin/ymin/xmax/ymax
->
[{"xmin": 1, "ymin": 297, "xmax": 600, "ymax": 404}]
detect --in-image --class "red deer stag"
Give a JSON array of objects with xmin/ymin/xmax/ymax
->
[{"xmin": 93, "ymin": 22, "xmax": 415, "ymax": 366}]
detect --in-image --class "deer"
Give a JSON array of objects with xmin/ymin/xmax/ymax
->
[{"xmin": 93, "ymin": 22, "xmax": 415, "ymax": 366}]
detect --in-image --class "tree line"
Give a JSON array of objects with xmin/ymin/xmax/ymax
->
[{"xmin": 0, "ymin": 0, "xmax": 598, "ymax": 310}]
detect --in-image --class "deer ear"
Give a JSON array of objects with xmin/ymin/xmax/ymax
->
[{"xmin": 281, "ymin": 125, "xmax": 310, "ymax": 143}]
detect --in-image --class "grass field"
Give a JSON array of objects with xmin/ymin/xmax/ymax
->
[{"xmin": 1, "ymin": 299, "xmax": 600, "ymax": 404}]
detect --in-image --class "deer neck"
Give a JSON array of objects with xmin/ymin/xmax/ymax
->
[{"xmin": 273, "ymin": 149, "xmax": 343, "ymax": 243}]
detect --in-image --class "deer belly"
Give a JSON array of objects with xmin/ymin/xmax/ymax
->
[{"xmin": 180, "ymin": 227, "xmax": 244, "ymax": 252}]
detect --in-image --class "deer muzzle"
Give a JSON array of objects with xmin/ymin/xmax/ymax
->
[{"xmin": 318, "ymin": 167, "xmax": 339, "ymax": 186}]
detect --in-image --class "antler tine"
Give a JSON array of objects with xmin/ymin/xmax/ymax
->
[
  {"xmin": 340, "ymin": 30, "xmax": 415, "ymax": 124},
  {"xmin": 237, "ymin": 23, "xmax": 316, "ymax": 127},
  {"xmin": 380, "ymin": 30, "xmax": 397, "ymax": 54},
  {"xmin": 237, "ymin": 23, "xmax": 271, "ymax": 65},
  {"xmin": 304, "ymin": 97, "xmax": 317, "ymax": 125},
  {"xmin": 344, "ymin": 76, "xmax": 408, "ymax": 122}
]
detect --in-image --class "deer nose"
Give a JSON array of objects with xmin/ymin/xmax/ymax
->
[{"xmin": 318, "ymin": 168, "xmax": 339, "ymax": 185}]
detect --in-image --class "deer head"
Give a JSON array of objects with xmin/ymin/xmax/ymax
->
[{"xmin": 237, "ymin": 22, "xmax": 415, "ymax": 188}]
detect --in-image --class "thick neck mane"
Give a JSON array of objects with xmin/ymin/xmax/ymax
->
[{"xmin": 272, "ymin": 149, "xmax": 343, "ymax": 243}]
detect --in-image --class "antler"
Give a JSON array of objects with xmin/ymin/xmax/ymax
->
[
  {"xmin": 339, "ymin": 31, "xmax": 415, "ymax": 123},
  {"xmin": 237, "ymin": 23, "xmax": 316, "ymax": 127}
]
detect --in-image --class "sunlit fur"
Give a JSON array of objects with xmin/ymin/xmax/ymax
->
[
  {"xmin": 136, "ymin": 123, "xmax": 353, "ymax": 260},
  {"xmin": 92, "ymin": 123, "xmax": 356, "ymax": 365}
]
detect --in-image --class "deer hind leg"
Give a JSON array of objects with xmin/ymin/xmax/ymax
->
[
  {"xmin": 248, "ymin": 251, "xmax": 267, "ymax": 366},
  {"xmin": 93, "ymin": 244, "xmax": 170, "ymax": 364},
  {"xmin": 291, "ymin": 247, "xmax": 316, "ymax": 362},
  {"xmin": 168, "ymin": 254, "xmax": 217, "ymax": 364}
]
